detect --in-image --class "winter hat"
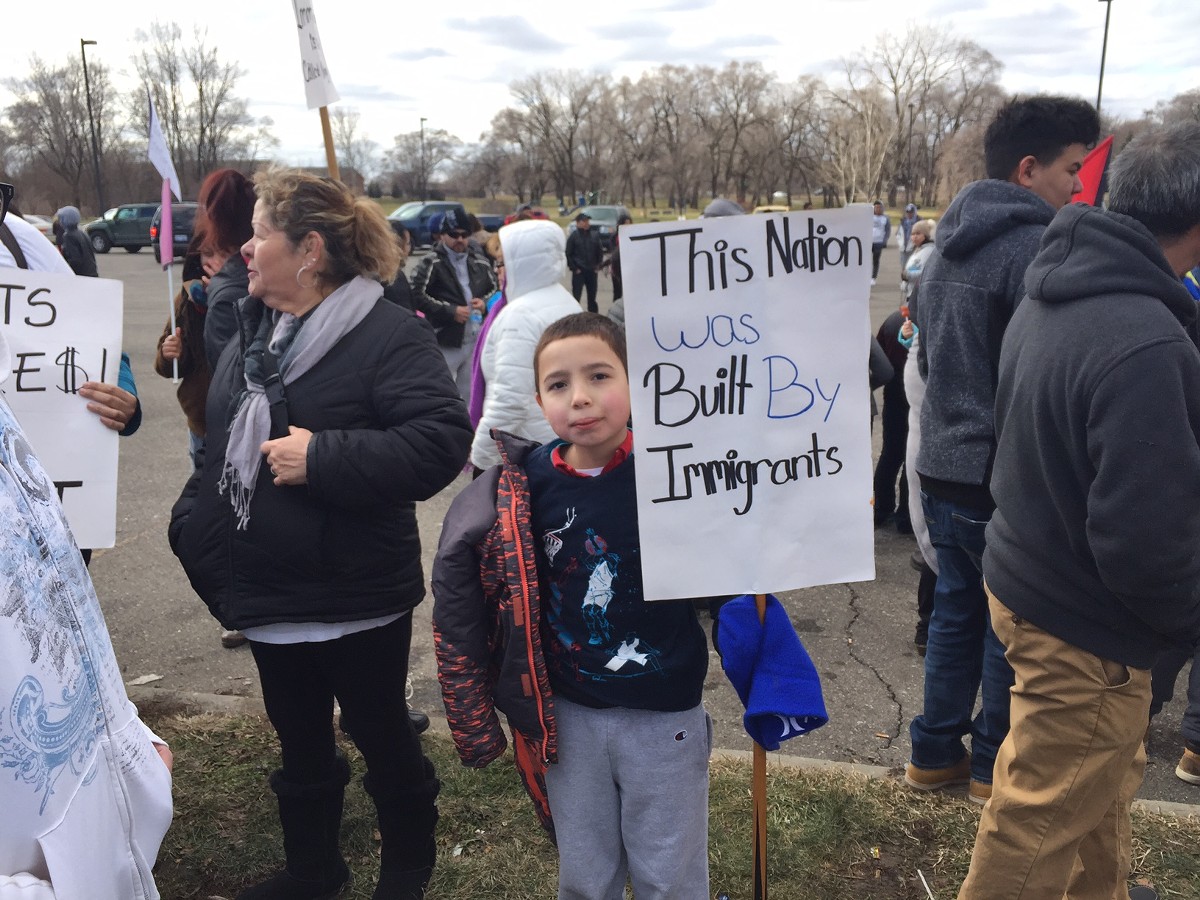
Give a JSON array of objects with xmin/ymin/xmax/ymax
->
[
  {"xmin": 718, "ymin": 594, "xmax": 828, "ymax": 750},
  {"xmin": 905, "ymin": 203, "xmax": 918, "ymax": 213},
  {"xmin": 56, "ymin": 206, "xmax": 82, "ymax": 229},
  {"xmin": 702, "ymin": 198, "xmax": 745, "ymax": 218},
  {"xmin": 432, "ymin": 208, "xmax": 470, "ymax": 235}
]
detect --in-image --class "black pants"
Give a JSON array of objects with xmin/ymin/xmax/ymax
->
[
  {"xmin": 873, "ymin": 392, "xmax": 909, "ymax": 524},
  {"xmin": 572, "ymin": 269, "xmax": 598, "ymax": 312},
  {"xmin": 871, "ymin": 243, "xmax": 885, "ymax": 279},
  {"xmin": 250, "ymin": 614, "xmax": 423, "ymax": 792}
]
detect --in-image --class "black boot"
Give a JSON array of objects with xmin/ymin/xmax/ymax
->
[
  {"xmin": 238, "ymin": 754, "xmax": 352, "ymax": 900},
  {"xmin": 364, "ymin": 758, "xmax": 440, "ymax": 900}
]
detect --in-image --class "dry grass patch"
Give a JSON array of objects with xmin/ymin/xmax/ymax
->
[{"xmin": 146, "ymin": 711, "xmax": 1200, "ymax": 899}]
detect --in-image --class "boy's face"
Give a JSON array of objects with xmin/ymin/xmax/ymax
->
[
  {"xmin": 1021, "ymin": 142, "xmax": 1088, "ymax": 210},
  {"xmin": 536, "ymin": 335, "xmax": 630, "ymax": 470}
]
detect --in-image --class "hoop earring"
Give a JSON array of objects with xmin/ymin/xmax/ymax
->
[{"xmin": 296, "ymin": 260, "xmax": 317, "ymax": 289}]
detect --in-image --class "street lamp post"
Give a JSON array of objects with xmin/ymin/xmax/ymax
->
[
  {"xmin": 1097, "ymin": 0, "xmax": 1113, "ymax": 119},
  {"xmin": 907, "ymin": 102, "xmax": 915, "ymax": 206},
  {"xmin": 80, "ymin": 38, "xmax": 106, "ymax": 214},
  {"xmin": 419, "ymin": 117, "xmax": 427, "ymax": 201}
]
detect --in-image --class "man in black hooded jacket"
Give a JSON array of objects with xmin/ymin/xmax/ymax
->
[{"xmin": 958, "ymin": 123, "xmax": 1200, "ymax": 900}]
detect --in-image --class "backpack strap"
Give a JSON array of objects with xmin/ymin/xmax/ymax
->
[{"xmin": 0, "ymin": 223, "xmax": 29, "ymax": 269}]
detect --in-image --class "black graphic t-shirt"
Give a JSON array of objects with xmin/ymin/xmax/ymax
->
[{"xmin": 526, "ymin": 441, "xmax": 707, "ymax": 711}]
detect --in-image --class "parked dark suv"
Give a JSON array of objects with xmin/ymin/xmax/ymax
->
[
  {"xmin": 85, "ymin": 203, "xmax": 158, "ymax": 253},
  {"xmin": 386, "ymin": 201, "xmax": 468, "ymax": 248},
  {"xmin": 151, "ymin": 202, "xmax": 199, "ymax": 263}
]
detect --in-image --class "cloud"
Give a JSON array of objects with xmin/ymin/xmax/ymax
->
[
  {"xmin": 389, "ymin": 48, "xmax": 450, "ymax": 62},
  {"xmin": 648, "ymin": 0, "xmax": 715, "ymax": 10},
  {"xmin": 615, "ymin": 33, "xmax": 779, "ymax": 67},
  {"xmin": 447, "ymin": 16, "xmax": 566, "ymax": 52},
  {"xmin": 338, "ymin": 84, "xmax": 412, "ymax": 104},
  {"xmin": 928, "ymin": 0, "xmax": 986, "ymax": 13},
  {"xmin": 593, "ymin": 20, "xmax": 673, "ymax": 41}
]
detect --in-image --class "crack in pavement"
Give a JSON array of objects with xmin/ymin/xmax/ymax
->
[{"xmin": 843, "ymin": 583, "xmax": 903, "ymax": 749}]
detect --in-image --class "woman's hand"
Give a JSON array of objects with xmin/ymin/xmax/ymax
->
[
  {"xmin": 261, "ymin": 426, "xmax": 313, "ymax": 486},
  {"xmin": 161, "ymin": 327, "xmax": 183, "ymax": 361},
  {"xmin": 79, "ymin": 382, "xmax": 139, "ymax": 431}
]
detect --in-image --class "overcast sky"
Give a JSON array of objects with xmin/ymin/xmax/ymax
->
[{"xmin": 6, "ymin": 0, "xmax": 1197, "ymax": 170}]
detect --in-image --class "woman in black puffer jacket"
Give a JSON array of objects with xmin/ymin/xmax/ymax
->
[{"xmin": 169, "ymin": 168, "xmax": 471, "ymax": 900}]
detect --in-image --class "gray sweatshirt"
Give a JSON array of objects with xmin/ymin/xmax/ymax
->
[{"xmin": 916, "ymin": 178, "xmax": 1056, "ymax": 504}]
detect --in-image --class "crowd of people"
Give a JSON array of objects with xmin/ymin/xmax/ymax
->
[{"xmin": 2, "ymin": 95, "xmax": 1200, "ymax": 900}]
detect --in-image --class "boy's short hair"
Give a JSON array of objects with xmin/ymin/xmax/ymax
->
[
  {"xmin": 533, "ymin": 312, "xmax": 628, "ymax": 391},
  {"xmin": 984, "ymin": 95, "xmax": 1100, "ymax": 181}
]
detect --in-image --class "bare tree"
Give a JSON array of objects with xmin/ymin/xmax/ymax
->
[
  {"xmin": 820, "ymin": 63, "xmax": 894, "ymax": 204},
  {"xmin": 1151, "ymin": 88, "xmax": 1200, "ymax": 126},
  {"xmin": 185, "ymin": 39, "xmax": 251, "ymax": 179},
  {"xmin": 130, "ymin": 21, "xmax": 257, "ymax": 194},
  {"xmin": 711, "ymin": 61, "xmax": 772, "ymax": 198},
  {"xmin": 643, "ymin": 65, "xmax": 705, "ymax": 211},
  {"xmin": 330, "ymin": 106, "xmax": 379, "ymax": 183},
  {"xmin": 510, "ymin": 70, "xmax": 607, "ymax": 202},
  {"xmin": 488, "ymin": 107, "xmax": 552, "ymax": 203},
  {"xmin": 773, "ymin": 76, "xmax": 825, "ymax": 205},
  {"xmin": 4, "ymin": 54, "xmax": 119, "ymax": 211},
  {"xmin": 385, "ymin": 128, "xmax": 461, "ymax": 198}
]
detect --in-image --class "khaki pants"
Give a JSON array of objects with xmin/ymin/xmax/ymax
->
[{"xmin": 958, "ymin": 589, "xmax": 1150, "ymax": 900}]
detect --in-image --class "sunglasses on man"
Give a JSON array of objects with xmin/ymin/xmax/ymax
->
[
  {"xmin": 445, "ymin": 230, "xmax": 470, "ymax": 240},
  {"xmin": 0, "ymin": 183, "xmax": 14, "ymax": 229}
]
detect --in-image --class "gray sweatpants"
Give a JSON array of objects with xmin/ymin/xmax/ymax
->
[{"xmin": 545, "ymin": 697, "xmax": 711, "ymax": 900}]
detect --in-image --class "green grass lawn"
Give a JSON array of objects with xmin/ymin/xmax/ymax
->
[{"xmin": 146, "ymin": 710, "xmax": 1199, "ymax": 899}]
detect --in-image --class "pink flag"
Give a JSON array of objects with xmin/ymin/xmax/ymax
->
[{"xmin": 159, "ymin": 178, "xmax": 173, "ymax": 269}]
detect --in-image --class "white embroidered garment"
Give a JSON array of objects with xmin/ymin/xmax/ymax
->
[{"xmin": 0, "ymin": 331, "xmax": 172, "ymax": 899}]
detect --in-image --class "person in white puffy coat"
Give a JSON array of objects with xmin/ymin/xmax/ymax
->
[{"xmin": 470, "ymin": 219, "xmax": 583, "ymax": 470}]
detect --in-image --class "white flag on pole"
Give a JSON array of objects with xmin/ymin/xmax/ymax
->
[{"xmin": 148, "ymin": 95, "xmax": 181, "ymax": 202}]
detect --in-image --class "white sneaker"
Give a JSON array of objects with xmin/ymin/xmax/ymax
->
[{"xmin": 870, "ymin": 278, "xmax": 877, "ymax": 286}]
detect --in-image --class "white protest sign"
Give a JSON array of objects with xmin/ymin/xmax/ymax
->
[
  {"xmin": 622, "ymin": 208, "xmax": 876, "ymax": 600},
  {"xmin": 0, "ymin": 268, "xmax": 122, "ymax": 548},
  {"xmin": 293, "ymin": 0, "xmax": 339, "ymax": 109}
]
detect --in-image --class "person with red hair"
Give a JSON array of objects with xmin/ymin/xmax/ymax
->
[
  {"xmin": 158, "ymin": 168, "xmax": 256, "ymax": 649},
  {"xmin": 195, "ymin": 168, "xmax": 257, "ymax": 371}
]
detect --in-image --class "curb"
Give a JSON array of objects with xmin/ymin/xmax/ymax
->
[{"xmin": 130, "ymin": 685, "xmax": 1200, "ymax": 820}]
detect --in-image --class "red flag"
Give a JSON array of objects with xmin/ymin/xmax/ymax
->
[{"xmin": 1072, "ymin": 135, "xmax": 1113, "ymax": 206}]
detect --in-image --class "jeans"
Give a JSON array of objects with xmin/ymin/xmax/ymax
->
[{"xmin": 909, "ymin": 492, "xmax": 1013, "ymax": 783}]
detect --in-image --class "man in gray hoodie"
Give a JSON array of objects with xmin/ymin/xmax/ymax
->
[
  {"xmin": 959, "ymin": 121, "xmax": 1200, "ymax": 900},
  {"xmin": 906, "ymin": 96, "xmax": 1099, "ymax": 802}
]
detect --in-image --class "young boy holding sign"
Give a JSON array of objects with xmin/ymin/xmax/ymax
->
[{"xmin": 433, "ymin": 312, "xmax": 711, "ymax": 899}]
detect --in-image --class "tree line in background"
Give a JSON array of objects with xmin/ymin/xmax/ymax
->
[
  {"xmin": 3, "ymin": 23, "xmax": 1199, "ymax": 216},
  {"xmin": 0, "ymin": 22, "xmax": 277, "ymax": 215}
]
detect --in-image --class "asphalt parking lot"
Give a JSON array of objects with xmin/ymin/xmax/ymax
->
[{"xmin": 77, "ymin": 242, "xmax": 1199, "ymax": 807}]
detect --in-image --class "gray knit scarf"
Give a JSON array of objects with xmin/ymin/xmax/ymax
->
[{"xmin": 219, "ymin": 275, "xmax": 381, "ymax": 529}]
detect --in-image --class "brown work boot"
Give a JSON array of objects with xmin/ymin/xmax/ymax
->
[
  {"xmin": 904, "ymin": 755, "xmax": 971, "ymax": 792},
  {"xmin": 1175, "ymin": 748, "xmax": 1200, "ymax": 785},
  {"xmin": 968, "ymin": 779, "xmax": 992, "ymax": 805}
]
